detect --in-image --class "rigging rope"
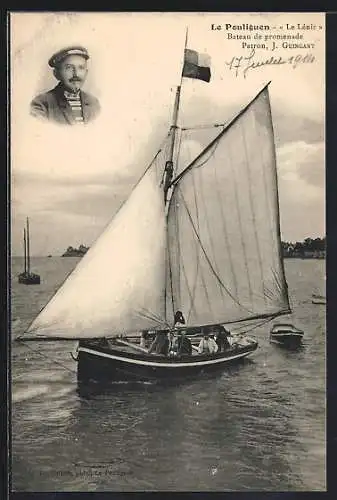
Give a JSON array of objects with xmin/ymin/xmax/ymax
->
[
  {"xmin": 185, "ymin": 172, "xmax": 202, "ymax": 322},
  {"xmin": 198, "ymin": 159, "xmax": 227, "ymax": 305},
  {"xmin": 227, "ymin": 142, "xmax": 254, "ymax": 309},
  {"xmin": 211, "ymin": 149, "xmax": 239, "ymax": 297},
  {"xmin": 168, "ymin": 127, "xmax": 228, "ymax": 320},
  {"xmin": 179, "ymin": 191, "xmax": 255, "ymax": 315},
  {"xmin": 182, "ymin": 123, "xmax": 227, "ymax": 131},
  {"xmin": 230, "ymin": 314, "xmax": 280, "ymax": 337},
  {"xmin": 241, "ymin": 124, "xmax": 266, "ymax": 306},
  {"xmin": 19, "ymin": 340, "xmax": 77, "ymax": 374}
]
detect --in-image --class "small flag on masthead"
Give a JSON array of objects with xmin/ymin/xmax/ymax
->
[{"xmin": 182, "ymin": 49, "xmax": 211, "ymax": 82}]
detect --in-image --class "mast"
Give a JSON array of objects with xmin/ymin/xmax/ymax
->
[
  {"xmin": 163, "ymin": 28, "xmax": 188, "ymax": 203},
  {"xmin": 163, "ymin": 28, "xmax": 189, "ymax": 321},
  {"xmin": 26, "ymin": 217, "xmax": 30, "ymax": 275},
  {"xmin": 23, "ymin": 228, "xmax": 27, "ymax": 274}
]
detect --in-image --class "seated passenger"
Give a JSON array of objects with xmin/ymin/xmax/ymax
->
[
  {"xmin": 198, "ymin": 331, "xmax": 219, "ymax": 354},
  {"xmin": 179, "ymin": 335, "xmax": 192, "ymax": 355},
  {"xmin": 226, "ymin": 330, "xmax": 234, "ymax": 347},
  {"xmin": 215, "ymin": 326, "xmax": 231, "ymax": 352},
  {"xmin": 140, "ymin": 330, "xmax": 149, "ymax": 349},
  {"xmin": 148, "ymin": 331, "xmax": 169, "ymax": 355},
  {"xmin": 169, "ymin": 332, "xmax": 180, "ymax": 357},
  {"xmin": 168, "ymin": 333, "xmax": 193, "ymax": 356}
]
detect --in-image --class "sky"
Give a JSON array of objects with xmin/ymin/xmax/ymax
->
[{"xmin": 10, "ymin": 12, "xmax": 325, "ymax": 256}]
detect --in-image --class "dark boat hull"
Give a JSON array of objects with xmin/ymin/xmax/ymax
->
[
  {"xmin": 18, "ymin": 272, "xmax": 41, "ymax": 285},
  {"xmin": 270, "ymin": 324, "xmax": 303, "ymax": 347},
  {"xmin": 77, "ymin": 339, "xmax": 258, "ymax": 384},
  {"xmin": 269, "ymin": 333, "xmax": 303, "ymax": 347}
]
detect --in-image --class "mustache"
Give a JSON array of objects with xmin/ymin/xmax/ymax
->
[{"xmin": 69, "ymin": 77, "xmax": 83, "ymax": 83}]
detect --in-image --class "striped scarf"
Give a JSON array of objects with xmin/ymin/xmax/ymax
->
[{"xmin": 64, "ymin": 90, "xmax": 84, "ymax": 124}]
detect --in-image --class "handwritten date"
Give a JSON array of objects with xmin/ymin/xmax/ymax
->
[{"xmin": 225, "ymin": 48, "xmax": 315, "ymax": 78}]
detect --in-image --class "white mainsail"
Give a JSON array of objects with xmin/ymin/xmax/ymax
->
[
  {"xmin": 166, "ymin": 88, "xmax": 290, "ymax": 327},
  {"xmin": 26, "ymin": 165, "xmax": 167, "ymax": 338}
]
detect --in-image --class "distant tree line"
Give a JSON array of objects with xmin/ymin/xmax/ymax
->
[
  {"xmin": 281, "ymin": 237, "xmax": 325, "ymax": 258},
  {"xmin": 61, "ymin": 239, "xmax": 325, "ymax": 259},
  {"xmin": 62, "ymin": 244, "xmax": 89, "ymax": 257}
]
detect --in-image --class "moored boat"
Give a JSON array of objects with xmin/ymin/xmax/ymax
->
[
  {"xmin": 18, "ymin": 272, "xmax": 41, "ymax": 285},
  {"xmin": 18, "ymin": 218, "xmax": 41, "ymax": 285},
  {"xmin": 312, "ymin": 293, "xmax": 326, "ymax": 305},
  {"xmin": 270, "ymin": 323, "xmax": 304, "ymax": 347}
]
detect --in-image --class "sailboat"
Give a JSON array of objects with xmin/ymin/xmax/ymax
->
[
  {"xmin": 312, "ymin": 274, "xmax": 326, "ymax": 304},
  {"xmin": 17, "ymin": 40, "xmax": 291, "ymax": 383},
  {"xmin": 18, "ymin": 217, "xmax": 41, "ymax": 285}
]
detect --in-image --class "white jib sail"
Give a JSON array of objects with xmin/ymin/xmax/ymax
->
[
  {"xmin": 26, "ymin": 167, "xmax": 167, "ymax": 338},
  {"xmin": 166, "ymin": 88, "xmax": 290, "ymax": 327}
]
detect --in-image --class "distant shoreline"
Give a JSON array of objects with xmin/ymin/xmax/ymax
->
[
  {"xmin": 283, "ymin": 255, "xmax": 325, "ymax": 260},
  {"xmin": 13, "ymin": 238, "xmax": 326, "ymax": 259},
  {"xmin": 281, "ymin": 237, "xmax": 325, "ymax": 260},
  {"xmin": 61, "ymin": 245, "xmax": 89, "ymax": 257}
]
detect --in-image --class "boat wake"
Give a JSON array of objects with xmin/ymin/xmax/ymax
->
[
  {"xmin": 12, "ymin": 385, "xmax": 50, "ymax": 403},
  {"xmin": 12, "ymin": 381, "xmax": 75, "ymax": 404}
]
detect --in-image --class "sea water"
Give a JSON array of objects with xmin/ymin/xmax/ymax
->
[{"xmin": 10, "ymin": 257, "xmax": 326, "ymax": 491}]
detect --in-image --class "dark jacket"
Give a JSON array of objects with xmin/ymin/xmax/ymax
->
[
  {"xmin": 148, "ymin": 332, "xmax": 169, "ymax": 355},
  {"xmin": 30, "ymin": 83, "xmax": 100, "ymax": 125}
]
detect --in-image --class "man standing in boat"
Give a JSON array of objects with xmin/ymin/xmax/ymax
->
[
  {"xmin": 215, "ymin": 326, "xmax": 232, "ymax": 352},
  {"xmin": 171, "ymin": 311, "xmax": 192, "ymax": 355},
  {"xmin": 173, "ymin": 310, "xmax": 186, "ymax": 328},
  {"xmin": 30, "ymin": 46, "xmax": 100, "ymax": 125},
  {"xmin": 148, "ymin": 311, "xmax": 191, "ymax": 356}
]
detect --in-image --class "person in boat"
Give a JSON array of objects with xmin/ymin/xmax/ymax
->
[
  {"xmin": 168, "ymin": 331, "xmax": 180, "ymax": 357},
  {"xmin": 163, "ymin": 160, "xmax": 174, "ymax": 203},
  {"xmin": 148, "ymin": 330, "xmax": 169, "ymax": 355},
  {"xmin": 30, "ymin": 46, "xmax": 100, "ymax": 125},
  {"xmin": 198, "ymin": 330, "xmax": 219, "ymax": 354},
  {"xmin": 171, "ymin": 310, "xmax": 186, "ymax": 343},
  {"xmin": 140, "ymin": 330, "xmax": 149, "ymax": 349},
  {"xmin": 172, "ymin": 310, "xmax": 192, "ymax": 355},
  {"xmin": 174, "ymin": 310, "xmax": 186, "ymax": 328},
  {"xmin": 179, "ymin": 334, "xmax": 192, "ymax": 355},
  {"xmin": 167, "ymin": 331, "xmax": 192, "ymax": 356},
  {"xmin": 215, "ymin": 326, "xmax": 232, "ymax": 352}
]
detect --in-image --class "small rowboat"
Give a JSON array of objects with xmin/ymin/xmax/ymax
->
[
  {"xmin": 312, "ymin": 293, "xmax": 326, "ymax": 305},
  {"xmin": 270, "ymin": 323, "xmax": 304, "ymax": 347}
]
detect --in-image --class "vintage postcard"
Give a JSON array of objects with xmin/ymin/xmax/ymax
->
[{"xmin": 10, "ymin": 12, "xmax": 325, "ymax": 491}]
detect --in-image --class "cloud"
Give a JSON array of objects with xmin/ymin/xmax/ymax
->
[
  {"xmin": 11, "ymin": 160, "xmax": 139, "ymax": 228},
  {"xmin": 273, "ymin": 114, "xmax": 324, "ymax": 147},
  {"xmin": 277, "ymin": 140, "xmax": 325, "ymax": 192},
  {"xmin": 276, "ymin": 140, "xmax": 325, "ymax": 241}
]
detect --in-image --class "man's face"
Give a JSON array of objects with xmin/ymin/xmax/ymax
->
[{"xmin": 55, "ymin": 55, "xmax": 88, "ymax": 92}]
